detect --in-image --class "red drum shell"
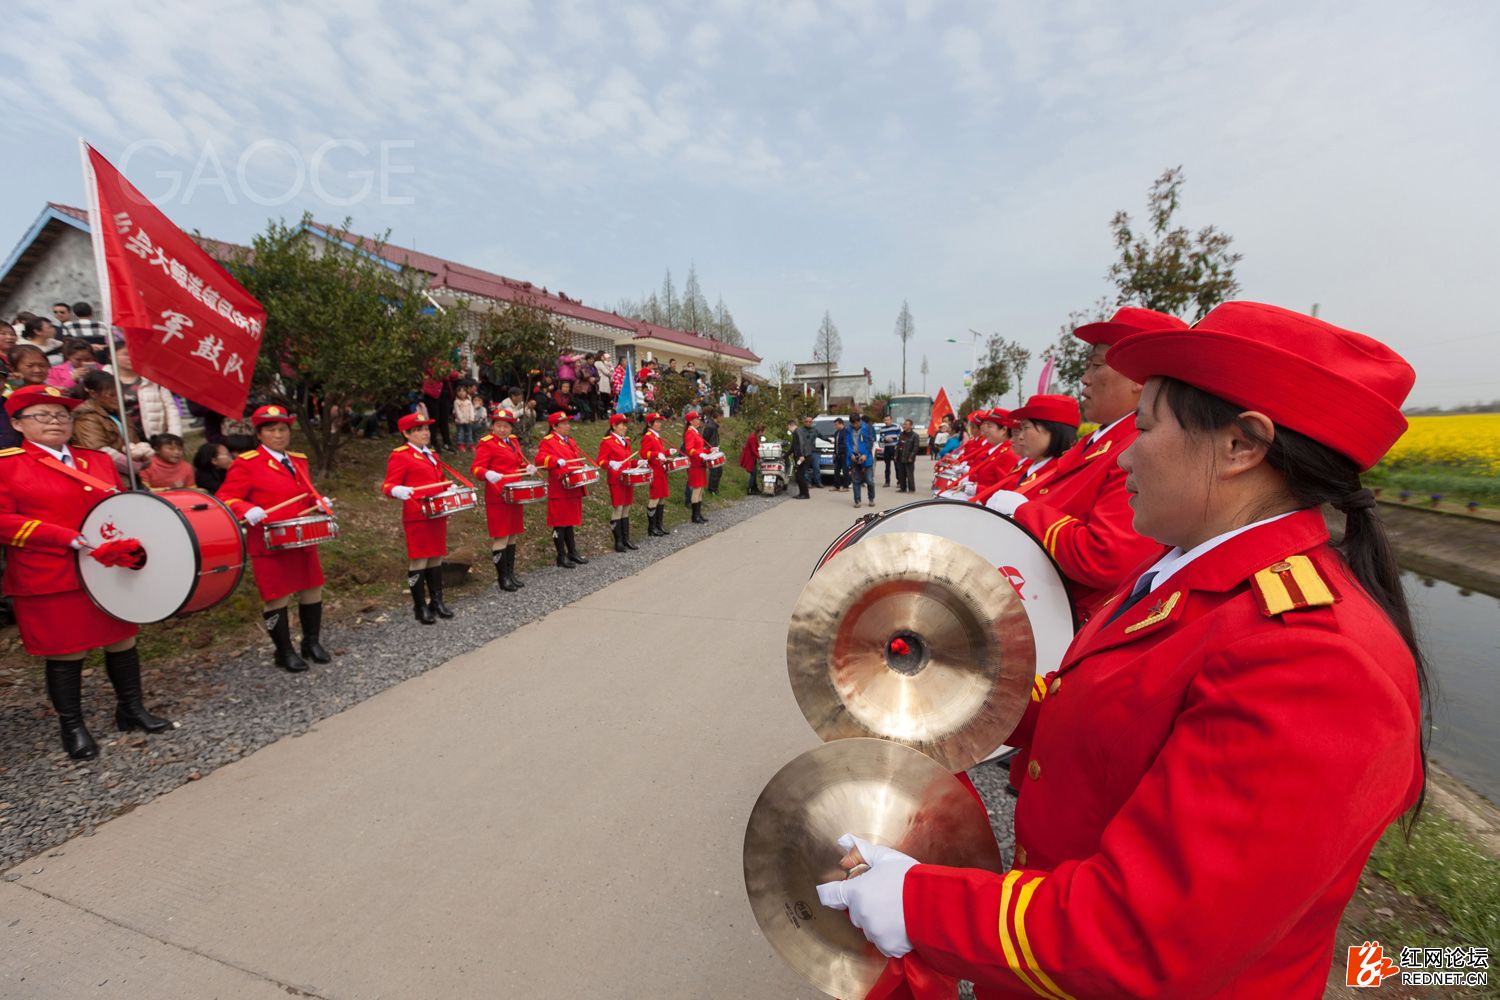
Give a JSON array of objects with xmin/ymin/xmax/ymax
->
[
  {"xmin": 665, "ymin": 455, "xmax": 691, "ymax": 474},
  {"xmin": 619, "ymin": 466, "xmax": 653, "ymax": 485},
  {"xmin": 561, "ymin": 467, "xmax": 600, "ymax": 489},
  {"xmin": 703, "ymin": 452, "xmax": 726, "ymax": 468},
  {"xmin": 419, "ymin": 486, "xmax": 479, "ymax": 519},
  {"xmin": 77, "ymin": 489, "xmax": 246, "ymax": 623},
  {"xmin": 501, "ymin": 480, "xmax": 547, "ymax": 504},
  {"xmin": 263, "ymin": 514, "xmax": 339, "ymax": 551}
]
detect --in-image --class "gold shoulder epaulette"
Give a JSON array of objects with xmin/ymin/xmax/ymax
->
[
  {"xmin": 393, "ymin": 445, "xmax": 409, "ymax": 453},
  {"xmin": 238, "ymin": 450, "xmax": 259, "ymax": 459},
  {"xmin": 0, "ymin": 447, "xmax": 23, "ymax": 457},
  {"xmin": 1252, "ymin": 555, "xmax": 1336, "ymax": 616},
  {"xmin": 479, "ymin": 434, "xmax": 494, "ymax": 443},
  {"xmin": 288, "ymin": 451, "xmax": 306, "ymax": 459}
]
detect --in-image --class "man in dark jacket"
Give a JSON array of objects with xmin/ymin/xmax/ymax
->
[
  {"xmin": 702, "ymin": 408, "xmax": 723, "ymax": 494},
  {"xmin": 896, "ymin": 418, "xmax": 919, "ymax": 492},
  {"xmin": 790, "ymin": 415, "xmax": 817, "ymax": 499},
  {"xmin": 831, "ymin": 418, "xmax": 849, "ymax": 491}
]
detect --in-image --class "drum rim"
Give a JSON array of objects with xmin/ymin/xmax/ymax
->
[
  {"xmin": 77, "ymin": 489, "xmax": 247, "ymax": 623},
  {"xmin": 811, "ymin": 497, "xmax": 1080, "ymax": 632}
]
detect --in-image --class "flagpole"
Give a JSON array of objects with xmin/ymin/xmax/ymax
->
[{"xmin": 79, "ymin": 139, "xmax": 139, "ymax": 491}]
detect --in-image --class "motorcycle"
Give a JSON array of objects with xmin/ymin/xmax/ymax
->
[{"xmin": 757, "ymin": 440, "xmax": 788, "ymax": 495}]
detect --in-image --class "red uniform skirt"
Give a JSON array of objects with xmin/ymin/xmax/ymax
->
[
  {"xmin": 649, "ymin": 467, "xmax": 669, "ymax": 501},
  {"xmin": 485, "ymin": 500, "xmax": 524, "ymax": 537},
  {"xmin": 404, "ymin": 517, "xmax": 448, "ymax": 559},
  {"xmin": 546, "ymin": 494, "xmax": 583, "ymax": 528},
  {"xmin": 607, "ymin": 478, "xmax": 635, "ymax": 507},
  {"xmin": 688, "ymin": 463, "xmax": 707, "ymax": 489},
  {"xmin": 249, "ymin": 546, "xmax": 325, "ymax": 602},
  {"xmin": 13, "ymin": 589, "xmax": 138, "ymax": 657}
]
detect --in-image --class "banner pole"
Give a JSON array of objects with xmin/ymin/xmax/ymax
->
[{"xmin": 79, "ymin": 138, "xmax": 139, "ymax": 491}]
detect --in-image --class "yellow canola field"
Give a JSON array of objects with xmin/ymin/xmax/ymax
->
[{"xmin": 1382, "ymin": 413, "xmax": 1500, "ymax": 475}]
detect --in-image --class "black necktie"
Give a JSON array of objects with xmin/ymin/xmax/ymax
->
[
  {"xmin": 1107, "ymin": 571, "xmax": 1159, "ymax": 625},
  {"xmin": 278, "ymin": 456, "xmax": 297, "ymax": 478}
]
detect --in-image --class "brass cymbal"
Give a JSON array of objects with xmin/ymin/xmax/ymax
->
[
  {"xmin": 743, "ymin": 738, "xmax": 1004, "ymax": 998},
  {"xmin": 787, "ymin": 532, "xmax": 1036, "ymax": 772}
]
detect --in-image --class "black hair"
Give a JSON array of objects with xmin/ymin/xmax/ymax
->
[
  {"xmin": 81, "ymin": 369, "xmax": 115, "ymax": 395},
  {"xmin": 1158, "ymin": 377, "xmax": 1431, "ymax": 829},
  {"xmin": 23, "ymin": 316, "xmax": 52, "ymax": 337},
  {"xmin": 62, "ymin": 337, "xmax": 92, "ymax": 358},
  {"xmin": 150, "ymin": 433, "xmax": 184, "ymax": 449},
  {"xmin": 223, "ymin": 433, "xmax": 255, "ymax": 453},
  {"xmin": 8, "ymin": 344, "xmax": 46, "ymax": 365},
  {"xmin": 72, "ymin": 301, "xmax": 93, "ymax": 318},
  {"xmin": 53, "ymin": 302, "xmax": 70, "ymax": 311},
  {"xmin": 1029, "ymin": 418, "xmax": 1075, "ymax": 460},
  {"xmin": 193, "ymin": 441, "xmax": 226, "ymax": 472}
]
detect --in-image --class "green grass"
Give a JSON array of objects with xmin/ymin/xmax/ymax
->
[
  {"xmin": 1366, "ymin": 465, "xmax": 1500, "ymax": 508},
  {"xmin": 1366, "ymin": 810, "xmax": 1500, "ymax": 960}
]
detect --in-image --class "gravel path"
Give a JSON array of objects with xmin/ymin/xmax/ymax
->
[{"xmin": 0, "ymin": 494, "xmax": 784, "ymax": 872}]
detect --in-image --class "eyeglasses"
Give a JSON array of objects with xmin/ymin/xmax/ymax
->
[{"xmin": 18, "ymin": 412, "xmax": 74, "ymax": 424}]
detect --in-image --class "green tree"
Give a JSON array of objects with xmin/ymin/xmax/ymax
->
[
  {"xmin": 961, "ymin": 334, "xmax": 1013, "ymax": 412},
  {"xmin": 1108, "ymin": 166, "xmax": 1242, "ymax": 320},
  {"xmin": 893, "ymin": 300, "xmax": 915, "ymax": 392},
  {"xmin": 225, "ymin": 215, "xmax": 468, "ymax": 475},
  {"xmin": 472, "ymin": 296, "xmax": 568, "ymax": 393},
  {"xmin": 1002, "ymin": 341, "xmax": 1031, "ymax": 406}
]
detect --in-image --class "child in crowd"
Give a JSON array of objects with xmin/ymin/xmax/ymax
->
[
  {"xmin": 453, "ymin": 383, "xmax": 478, "ymax": 453},
  {"xmin": 140, "ymin": 433, "xmax": 194, "ymax": 490}
]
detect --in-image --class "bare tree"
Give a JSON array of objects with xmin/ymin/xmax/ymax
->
[
  {"xmin": 920, "ymin": 354, "xmax": 929, "ymax": 393},
  {"xmin": 893, "ymin": 300, "xmax": 915, "ymax": 392},
  {"xmin": 812, "ymin": 311, "xmax": 842, "ymax": 410},
  {"xmin": 682, "ymin": 263, "xmax": 708, "ymax": 332},
  {"xmin": 659, "ymin": 269, "xmax": 680, "ymax": 328},
  {"xmin": 1002, "ymin": 341, "xmax": 1031, "ymax": 405}
]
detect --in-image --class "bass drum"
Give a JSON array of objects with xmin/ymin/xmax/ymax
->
[
  {"xmin": 814, "ymin": 499, "xmax": 1078, "ymax": 741},
  {"xmin": 78, "ymin": 489, "xmax": 246, "ymax": 624}
]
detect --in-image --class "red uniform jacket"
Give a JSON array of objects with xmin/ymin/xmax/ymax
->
[
  {"xmin": 217, "ymin": 446, "xmax": 321, "ymax": 559},
  {"xmin": 967, "ymin": 441, "xmax": 1019, "ymax": 491},
  {"xmin": 535, "ymin": 431, "xmax": 587, "ymax": 527},
  {"xmin": 640, "ymin": 429, "xmax": 673, "ymax": 501},
  {"xmin": 903, "ymin": 509, "xmax": 1423, "ymax": 999},
  {"xmin": 472, "ymin": 432, "xmax": 531, "ymax": 537},
  {"xmin": 683, "ymin": 425, "xmax": 708, "ymax": 489},
  {"xmin": 0, "ymin": 442, "xmax": 122, "ymax": 597},
  {"xmin": 596, "ymin": 431, "xmax": 639, "ymax": 507},
  {"xmin": 1010, "ymin": 416, "xmax": 1165, "ymax": 620},
  {"xmin": 382, "ymin": 444, "xmax": 450, "ymax": 521}
]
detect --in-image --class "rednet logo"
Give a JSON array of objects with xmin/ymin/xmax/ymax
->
[{"xmin": 1346, "ymin": 941, "xmax": 1401, "ymax": 988}]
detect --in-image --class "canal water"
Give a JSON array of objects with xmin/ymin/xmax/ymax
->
[{"xmin": 1405, "ymin": 571, "xmax": 1500, "ymax": 803}]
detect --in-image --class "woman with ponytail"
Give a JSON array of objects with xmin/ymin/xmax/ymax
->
[{"xmin": 816, "ymin": 302, "xmax": 1428, "ymax": 1000}]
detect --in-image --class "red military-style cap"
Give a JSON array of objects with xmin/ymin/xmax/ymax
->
[
  {"xmin": 4, "ymin": 384, "xmax": 83, "ymax": 417},
  {"xmin": 547, "ymin": 411, "xmax": 572, "ymax": 428},
  {"xmin": 643, "ymin": 412, "xmax": 664, "ymax": 424},
  {"xmin": 489, "ymin": 406, "xmax": 516, "ymax": 424},
  {"xmin": 981, "ymin": 407, "xmax": 1016, "ymax": 428},
  {"xmin": 1106, "ymin": 301, "xmax": 1414, "ymax": 471},
  {"xmin": 397, "ymin": 412, "xmax": 435, "ymax": 433},
  {"xmin": 250, "ymin": 404, "xmax": 296, "ymax": 427},
  {"xmin": 1010, "ymin": 394, "xmax": 1081, "ymax": 428},
  {"xmin": 608, "ymin": 413, "xmax": 628, "ymax": 427},
  {"xmin": 967, "ymin": 411, "xmax": 984, "ymax": 424},
  {"xmin": 683, "ymin": 410, "xmax": 701, "ymax": 423},
  {"xmin": 1074, "ymin": 307, "xmax": 1189, "ymax": 346}
]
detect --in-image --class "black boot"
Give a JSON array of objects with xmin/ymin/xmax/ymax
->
[
  {"xmin": 493, "ymin": 548, "xmax": 517, "ymax": 591},
  {"xmin": 44, "ymin": 659, "xmax": 98, "ymax": 759},
  {"xmin": 426, "ymin": 566, "xmax": 454, "ymax": 619},
  {"xmin": 565, "ymin": 526, "xmax": 588, "ymax": 564},
  {"xmin": 655, "ymin": 506, "xmax": 672, "ymax": 536},
  {"xmin": 645, "ymin": 506, "xmax": 661, "ymax": 536},
  {"xmin": 505, "ymin": 544, "xmax": 525, "ymax": 588},
  {"xmin": 553, "ymin": 530, "xmax": 575, "ymax": 568},
  {"xmin": 612, "ymin": 518, "xmax": 627, "ymax": 553},
  {"xmin": 264, "ymin": 607, "xmax": 308, "ymax": 671},
  {"xmin": 105, "ymin": 646, "xmax": 172, "ymax": 733},
  {"xmin": 298, "ymin": 601, "xmax": 331, "ymax": 663},
  {"xmin": 409, "ymin": 571, "xmax": 436, "ymax": 623},
  {"xmin": 692, "ymin": 502, "xmax": 707, "ymax": 524},
  {"xmin": 621, "ymin": 516, "xmax": 638, "ymax": 550}
]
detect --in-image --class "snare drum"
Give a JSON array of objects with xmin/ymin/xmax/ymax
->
[
  {"xmin": 77, "ymin": 489, "xmax": 246, "ymax": 624},
  {"xmin": 619, "ymin": 466, "xmax": 653, "ymax": 485},
  {"xmin": 561, "ymin": 466, "xmax": 600, "ymax": 490},
  {"xmin": 703, "ymin": 451, "xmax": 726, "ymax": 468},
  {"xmin": 813, "ymin": 499, "xmax": 1077, "ymax": 760},
  {"xmin": 500, "ymin": 479, "xmax": 547, "ymax": 504},
  {"xmin": 263, "ymin": 514, "xmax": 339, "ymax": 551},
  {"xmin": 419, "ymin": 485, "xmax": 479, "ymax": 518},
  {"xmin": 665, "ymin": 455, "xmax": 690, "ymax": 474}
]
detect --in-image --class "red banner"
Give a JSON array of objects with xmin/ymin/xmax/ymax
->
[
  {"xmin": 83, "ymin": 143, "xmax": 264, "ymax": 418},
  {"xmin": 927, "ymin": 387, "xmax": 953, "ymax": 438}
]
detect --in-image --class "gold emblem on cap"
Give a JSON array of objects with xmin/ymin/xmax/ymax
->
[
  {"xmin": 268, "ymin": 406, "xmax": 282, "ymax": 416},
  {"xmin": 45, "ymin": 387, "xmax": 60, "ymax": 396}
]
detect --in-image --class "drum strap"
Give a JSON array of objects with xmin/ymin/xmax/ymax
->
[
  {"xmin": 282, "ymin": 456, "xmax": 334, "ymax": 517},
  {"xmin": 35, "ymin": 454, "xmax": 121, "ymax": 495},
  {"xmin": 432, "ymin": 454, "xmax": 476, "ymax": 489}
]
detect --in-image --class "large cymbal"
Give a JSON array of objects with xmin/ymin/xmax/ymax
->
[
  {"xmin": 787, "ymin": 531, "xmax": 1035, "ymax": 772},
  {"xmin": 743, "ymin": 738, "xmax": 1004, "ymax": 998}
]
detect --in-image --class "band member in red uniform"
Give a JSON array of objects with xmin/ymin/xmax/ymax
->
[
  {"xmin": 217, "ymin": 404, "xmax": 332, "ymax": 672},
  {"xmin": 472, "ymin": 406, "xmax": 536, "ymax": 592},
  {"xmin": 597, "ymin": 413, "xmax": 644, "ymax": 552},
  {"xmin": 943, "ymin": 409, "xmax": 1013, "ymax": 499},
  {"xmin": 639, "ymin": 412, "xmax": 676, "ymax": 536},
  {"xmin": 683, "ymin": 410, "xmax": 710, "ymax": 524},
  {"xmin": 382, "ymin": 412, "xmax": 454, "ymax": 624},
  {"xmin": 981, "ymin": 309, "xmax": 1184, "ymax": 622},
  {"xmin": 975, "ymin": 395, "xmax": 1080, "ymax": 504},
  {"xmin": 0, "ymin": 385, "xmax": 171, "ymax": 758},
  {"xmin": 535, "ymin": 411, "xmax": 590, "ymax": 568},
  {"xmin": 818, "ymin": 302, "xmax": 1428, "ymax": 1000}
]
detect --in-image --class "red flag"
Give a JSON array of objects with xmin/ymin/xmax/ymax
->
[
  {"xmin": 927, "ymin": 387, "xmax": 953, "ymax": 438},
  {"xmin": 81, "ymin": 142, "xmax": 264, "ymax": 418}
]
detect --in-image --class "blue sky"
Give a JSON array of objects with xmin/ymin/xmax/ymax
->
[{"xmin": 3, "ymin": 0, "xmax": 1496, "ymax": 407}]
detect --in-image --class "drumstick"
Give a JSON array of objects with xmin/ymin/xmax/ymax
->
[{"xmin": 241, "ymin": 492, "xmax": 309, "ymax": 524}]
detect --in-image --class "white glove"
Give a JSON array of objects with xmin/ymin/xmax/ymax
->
[
  {"xmin": 637, "ymin": 459, "xmax": 648, "ymax": 468},
  {"xmin": 669, "ymin": 448, "xmax": 679, "ymax": 455},
  {"xmin": 244, "ymin": 506, "xmax": 268, "ymax": 526},
  {"xmin": 815, "ymin": 834, "xmax": 917, "ymax": 958},
  {"xmin": 985, "ymin": 490, "xmax": 1028, "ymax": 517},
  {"xmin": 609, "ymin": 460, "xmax": 623, "ymax": 471},
  {"xmin": 485, "ymin": 470, "xmax": 503, "ymax": 485},
  {"xmin": 961, "ymin": 481, "xmax": 977, "ymax": 497},
  {"xmin": 70, "ymin": 535, "xmax": 88, "ymax": 550},
  {"xmin": 321, "ymin": 496, "xmax": 334, "ymax": 509},
  {"xmin": 526, "ymin": 464, "xmax": 537, "ymax": 476},
  {"xmin": 391, "ymin": 486, "xmax": 414, "ymax": 501}
]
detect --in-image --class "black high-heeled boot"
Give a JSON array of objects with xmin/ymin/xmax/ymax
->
[
  {"xmin": 105, "ymin": 646, "xmax": 172, "ymax": 733},
  {"xmin": 298, "ymin": 601, "xmax": 331, "ymax": 663},
  {"xmin": 565, "ymin": 526, "xmax": 588, "ymax": 564},
  {"xmin": 691, "ymin": 502, "xmax": 707, "ymax": 524},
  {"xmin": 44, "ymin": 659, "xmax": 98, "ymax": 759},
  {"xmin": 505, "ymin": 544, "xmax": 525, "ymax": 588},
  {"xmin": 409, "ymin": 571, "xmax": 436, "ymax": 624},
  {"xmin": 264, "ymin": 607, "xmax": 308, "ymax": 672},
  {"xmin": 492, "ymin": 549, "xmax": 514, "ymax": 591},
  {"xmin": 621, "ymin": 516, "xmax": 638, "ymax": 550},
  {"xmin": 426, "ymin": 565, "xmax": 454, "ymax": 619},
  {"xmin": 553, "ymin": 530, "xmax": 575, "ymax": 568},
  {"xmin": 645, "ymin": 506, "xmax": 661, "ymax": 536},
  {"xmin": 611, "ymin": 518, "xmax": 627, "ymax": 553}
]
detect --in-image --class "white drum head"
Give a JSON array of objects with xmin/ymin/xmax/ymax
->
[{"xmin": 78, "ymin": 493, "xmax": 197, "ymax": 623}]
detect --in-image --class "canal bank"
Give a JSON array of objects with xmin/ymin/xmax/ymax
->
[{"xmin": 1370, "ymin": 501, "xmax": 1500, "ymax": 598}]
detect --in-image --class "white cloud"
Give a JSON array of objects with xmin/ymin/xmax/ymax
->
[
  {"xmin": 940, "ymin": 25, "xmax": 993, "ymax": 95},
  {"xmin": 621, "ymin": 6, "xmax": 669, "ymax": 59}
]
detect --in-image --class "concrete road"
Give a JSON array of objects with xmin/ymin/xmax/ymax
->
[{"xmin": 3, "ymin": 472, "xmax": 933, "ymax": 999}]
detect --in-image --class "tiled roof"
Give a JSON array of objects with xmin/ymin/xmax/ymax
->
[
  {"xmin": 47, "ymin": 202, "xmax": 88, "ymax": 224},
  {"xmin": 47, "ymin": 203, "xmax": 252, "ymax": 262}
]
